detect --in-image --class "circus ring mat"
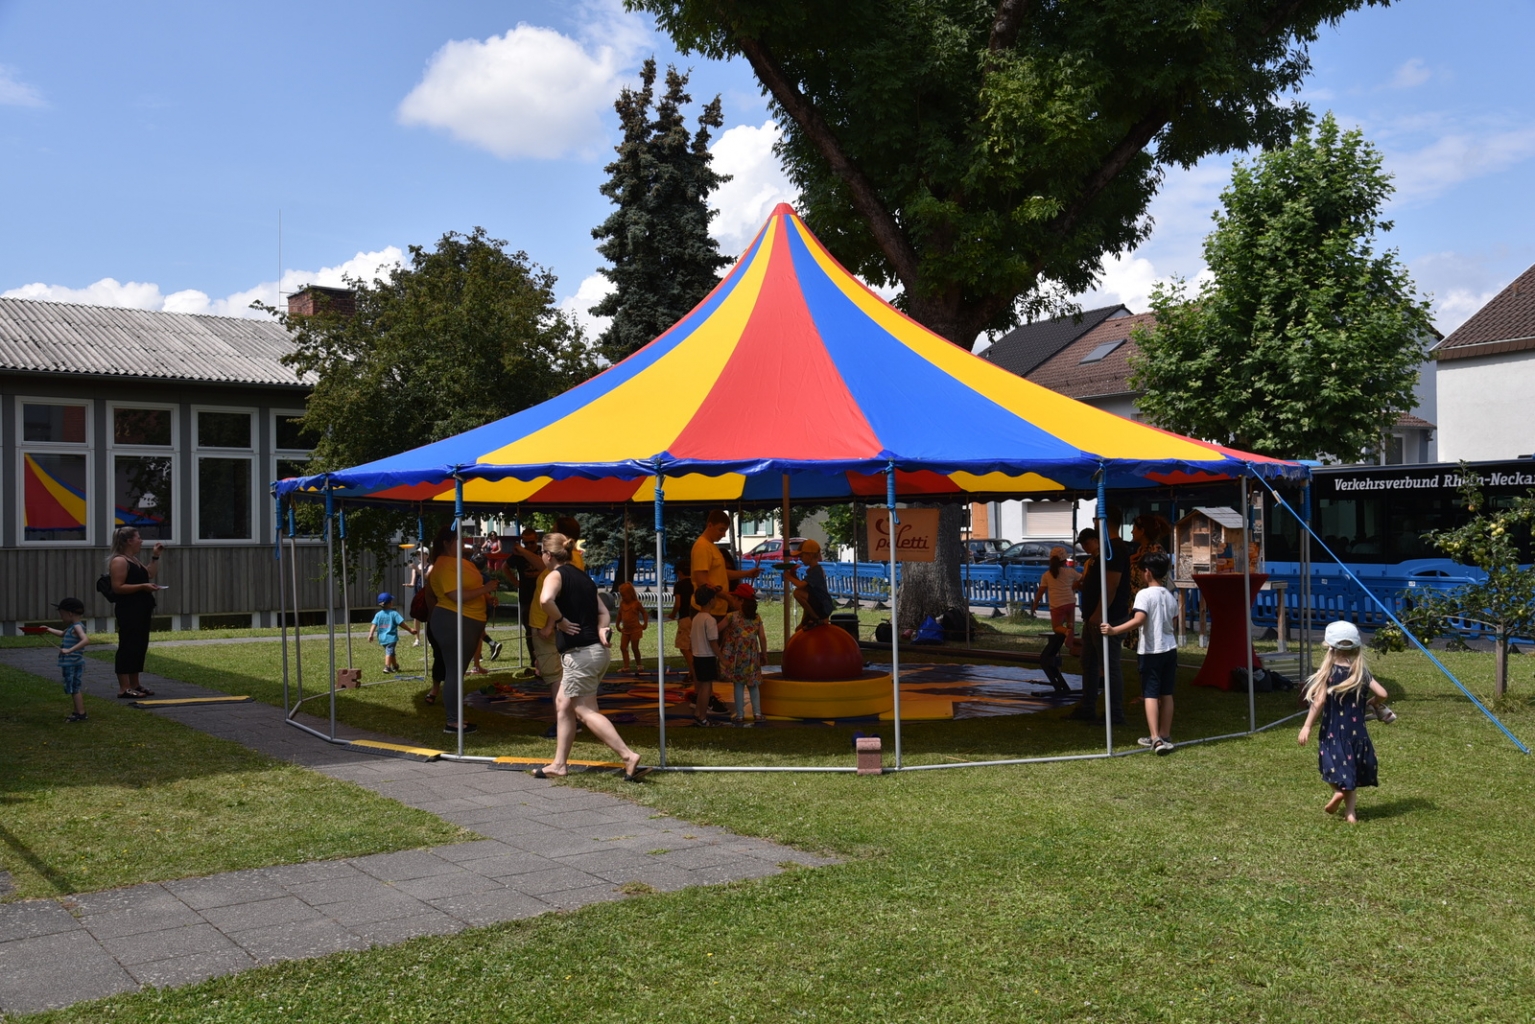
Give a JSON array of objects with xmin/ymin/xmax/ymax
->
[{"xmin": 460, "ymin": 663, "xmax": 1081, "ymax": 728}]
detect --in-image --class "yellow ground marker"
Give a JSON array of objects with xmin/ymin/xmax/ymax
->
[
  {"xmin": 490, "ymin": 756, "xmax": 626, "ymax": 772},
  {"xmin": 346, "ymin": 740, "xmax": 444, "ymax": 762},
  {"xmin": 131, "ymin": 696, "xmax": 253, "ymax": 708}
]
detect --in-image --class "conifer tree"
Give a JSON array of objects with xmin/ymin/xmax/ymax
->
[{"xmin": 590, "ymin": 60, "xmax": 730, "ymax": 364}]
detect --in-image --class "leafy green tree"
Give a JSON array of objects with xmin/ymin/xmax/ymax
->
[
  {"xmin": 1131, "ymin": 113, "xmax": 1434, "ymax": 461},
  {"xmin": 636, "ymin": 0, "xmax": 1387, "ymax": 622},
  {"xmin": 271, "ymin": 228, "xmax": 596, "ymax": 568},
  {"xmin": 591, "ymin": 59, "xmax": 730, "ymax": 364},
  {"xmin": 1401, "ymin": 467, "xmax": 1535, "ymax": 699}
]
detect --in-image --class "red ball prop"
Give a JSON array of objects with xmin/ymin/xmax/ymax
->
[{"xmin": 781, "ymin": 624, "xmax": 864, "ymax": 681}]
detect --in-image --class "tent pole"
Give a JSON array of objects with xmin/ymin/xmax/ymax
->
[
  {"xmin": 324, "ymin": 478, "xmax": 337, "ymax": 741},
  {"xmin": 288, "ymin": 506, "xmax": 303, "ymax": 715},
  {"xmin": 782, "ymin": 474, "xmax": 792, "ymax": 651},
  {"xmin": 1241, "ymin": 469, "xmax": 1255, "ymax": 734},
  {"xmin": 1300, "ymin": 483, "xmax": 1313, "ymax": 682},
  {"xmin": 455, "ymin": 477, "xmax": 465, "ymax": 758},
  {"xmin": 1096, "ymin": 465, "xmax": 1113, "ymax": 755},
  {"xmin": 275, "ymin": 490, "xmax": 289, "ymax": 715},
  {"xmin": 513, "ymin": 509, "xmax": 524, "ymax": 670},
  {"xmin": 655, "ymin": 464, "xmax": 668, "ymax": 768},
  {"xmin": 887, "ymin": 464, "xmax": 902, "ymax": 769},
  {"xmin": 339, "ymin": 505, "xmax": 353, "ymax": 669}
]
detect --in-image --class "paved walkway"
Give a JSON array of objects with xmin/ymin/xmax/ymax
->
[{"xmin": 0, "ymin": 649, "xmax": 835, "ymax": 1017}]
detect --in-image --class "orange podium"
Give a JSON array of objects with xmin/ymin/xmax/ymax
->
[{"xmin": 1189, "ymin": 572, "xmax": 1267, "ymax": 691}]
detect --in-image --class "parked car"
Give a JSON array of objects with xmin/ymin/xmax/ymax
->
[
  {"xmin": 743, "ymin": 537, "xmax": 808, "ymax": 567},
  {"xmin": 996, "ymin": 539, "xmax": 1081, "ymax": 568},
  {"xmin": 963, "ymin": 538, "xmax": 1013, "ymax": 563}
]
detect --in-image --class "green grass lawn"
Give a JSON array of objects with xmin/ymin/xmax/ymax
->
[
  {"xmin": 24, "ymin": 640, "xmax": 1535, "ymax": 1022},
  {"xmin": 0, "ymin": 664, "xmax": 472, "ymax": 902}
]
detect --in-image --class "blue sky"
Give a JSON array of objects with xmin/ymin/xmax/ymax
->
[{"xmin": 1, "ymin": 0, "xmax": 1531, "ymax": 339}]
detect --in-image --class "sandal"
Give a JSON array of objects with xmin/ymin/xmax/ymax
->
[{"xmin": 424, "ymin": 691, "xmax": 437, "ymax": 705}]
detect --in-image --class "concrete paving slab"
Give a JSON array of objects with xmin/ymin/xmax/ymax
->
[
  {"xmin": 200, "ymin": 895, "xmax": 325, "ymax": 933},
  {"xmin": 229, "ymin": 917, "xmax": 369, "ymax": 964},
  {"xmin": 428, "ymin": 887, "xmax": 550, "ymax": 928},
  {"xmin": 349, "ymin": 911, "xmax": 462, "ymax": 947},
  {"xmin": 352, "ymin": 849, "xmax": 463, "ymax": 883},
  {"xmin": 0, "ymin": 928, "xmax": 137, "ymax": 1015},
  {"xmin": 0, "ymin": 899, "xmax": 82, "ymax": 943},
  {"xmin": 99, "ymin": 922, "xmax": 237, "ymax": 966},
  {"xmin": 164, "ymin": 871, "xmax": 290, "ymax": 911},
  {"xmin": 536, "ymin": 883, "xmax": 626, "ymax": 911},
  {"xmin": 390, "ymin": 870, "xmax": 505, "ymax": 902},
  {"xmin": 126, "ymin": 946, "xmax": 258, "ymax": 989},
  {"xmin": 320, "ymin": 891, "xmax": 435, "ymax": 927}
]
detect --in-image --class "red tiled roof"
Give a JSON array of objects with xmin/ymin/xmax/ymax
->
[
  {"xmin": 1023, "ymin": 312, "xmax": 1157, "ymax": 399},
  {"xmin": 1395, "ymin": 413, "xmax": 1435, "ymax": 429},
  {"xmin": 1435, "ymin": 263, "xmax": 1535, "ymax": 361}
]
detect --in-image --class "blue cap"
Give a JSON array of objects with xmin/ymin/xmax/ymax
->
[{"xmin": 377, "ymin": 592, "xmax": 394, "ymax": 605}]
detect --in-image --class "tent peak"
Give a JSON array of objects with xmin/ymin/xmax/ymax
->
[{"xmin": 771, "ymin": 202, "xmax": 798, "ymax": 218}]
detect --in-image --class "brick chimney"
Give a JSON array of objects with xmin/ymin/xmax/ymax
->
[{"xmin": 287, "ymin": 285, "xmax": 356, "ymax": 318}]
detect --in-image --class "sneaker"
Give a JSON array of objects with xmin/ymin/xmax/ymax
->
[
  {"xmin": 488, "ymin": 639, "xmax": 504, "ymax": 661},
  {"xmin": 1137, "ymin": 736, "xmax": 1156, "ymax": 747},
  {"xmin": 66, "ymin": 712, "xmax": 88, "ymax": 723},
  {"xmin": 1153, "ymin": 738, "xmax": 1175, "ymax": 755},
  {"xmin": 443, "ymin": 722, "xmax": 478, "ymax": 734}
]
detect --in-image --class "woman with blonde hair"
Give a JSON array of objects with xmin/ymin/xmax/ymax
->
[
  {"xmin": 1297, "ymin": 621, "xmax": 1394, "ymax": 823},
  {"xmin": 108, "ymin": 526, "xmax": 164, "ymax": 698}
]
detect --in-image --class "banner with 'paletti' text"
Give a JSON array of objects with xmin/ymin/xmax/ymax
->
[{"xmin": 865, "ymin": 508, "xmax": 939, "ymax": 563}]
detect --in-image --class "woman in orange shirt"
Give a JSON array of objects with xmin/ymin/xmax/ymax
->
[{"xmin": 429, "ymin": 526, "xmax": 500, "ymax": 734}]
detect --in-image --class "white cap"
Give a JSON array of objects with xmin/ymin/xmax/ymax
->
[{"xmin": 1323, "ymin": 621, "xmax": 1362, "ymax": 650}]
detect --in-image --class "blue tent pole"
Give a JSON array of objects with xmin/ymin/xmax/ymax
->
[
  {"xmin": 1096, "ymin": 464, "xmax": 1113, "ymax": 755},
  {"xmin": 654, "ymin": 460, "xmax": 668, "ymax": 768},
  {"xmin": 1254, "ymin": 474, "xmax": 1529, "ymax": 754},
  {"xmin": 887, "ymin": 463, "xmax": 902, "ymax": 769},
  {"xmin": 324, "ymin": 478, "xmax": 337, "ymax": 740}
]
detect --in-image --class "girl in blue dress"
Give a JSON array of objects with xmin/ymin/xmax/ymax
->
[{"xmin": 1297, "ymin": 621, "xmax": 1391, "ymax": 824}]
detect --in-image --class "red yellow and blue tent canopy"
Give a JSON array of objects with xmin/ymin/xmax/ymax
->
[{"xmin": 278, "ymin": 205, "xmax": 1304, "ymax": 507}]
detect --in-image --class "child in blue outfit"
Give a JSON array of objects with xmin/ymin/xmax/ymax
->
[
  {"xmin": 368, "ymin": 592, "xmax": 417, "ymax": 674},
  {"xmin": 44, "ymin": 597, "xmax": 90, "ymax": 722}
]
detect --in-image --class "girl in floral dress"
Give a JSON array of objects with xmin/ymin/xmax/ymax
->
[{"xmin": 721, "ymin": 596, "xmax": 768, "ymax": 725}]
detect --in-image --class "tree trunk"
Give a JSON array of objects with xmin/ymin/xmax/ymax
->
[
  {"xmin": 1495, "ymin": 630, "xmax": 1508, "ymax": 699},
  {"xmin": 897, "ymin": 503, "xmax": 967, "ymax": 629}
]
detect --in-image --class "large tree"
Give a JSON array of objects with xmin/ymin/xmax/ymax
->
[
  {"xmin": 590, "ymin": 59, "xmax": 731, "ymax": 364},
  {"xmin": 637, "ymin": 0, "xmax": 1388, "ymax": 622},
  {"xmin": 272, "ymin": 228, "xmax": 596, "ymax": 565},
  {"xmin": 1130, "ymin": 113, "xmax": 1434, "ymax": 461}
]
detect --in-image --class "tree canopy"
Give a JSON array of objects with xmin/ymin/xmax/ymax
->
[
  {"xmin": 272, "ymin": 228, "xmax": 595, "ymax": 561},
  {"xmin": 590, "ymin": 59, "xmax": 731, "ymax": 364},
  {"xmin": 1130, "ymin": 113, "xmax": 1434, "ymax": 461},
  {"xmin": 633, "ymin": 0, "xmax": 1385, "ymax": 349}
]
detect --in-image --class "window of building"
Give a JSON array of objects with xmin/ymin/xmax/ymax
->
[
  {"xmin": 740, "ymin": 514, "xmax": 773, "ymax": 537},
  {"xmin": 272, "ymin": 410, "xmax": 314, "ymax": 489},
  {"xmin": 18, "ymin": 400, "xmax": 91, "ymax": 543},
  {"xmin": 109, "ymin": 404, "xmax": 177, "ymax": 542},
  {"xmin": 1382, "ymin": 433, "xmax": 1405, "ymax": 466},
  {"xmin": 194, "ymin": 408, "xmax": 255, "ymax": 541}
]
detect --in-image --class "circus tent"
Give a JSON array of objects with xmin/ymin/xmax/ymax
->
[{"xmin": 276, "ymin": 204, "xmax": 1304, "ymax": 507}]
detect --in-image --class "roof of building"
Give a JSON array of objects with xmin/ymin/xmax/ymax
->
[
  {"xmin": 1395, "ymin": 412, "xmax": 1436, "ymax": 430},
  {"xmin": 1434, "ymin": 263, "xmax": 1535, "ymax": 361},
  {"xmin": 0, "ymin": 297, "xmax": 309, "ymax": 388},
  {"xmin": 1024, "ymin": 311, "xmax": 1157, "ymax": 399},
  {"xmin": 980, "ymin": 304, "xmax": 1129, "ymax": 377}
]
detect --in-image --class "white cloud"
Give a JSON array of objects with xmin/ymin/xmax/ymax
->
[
  {"xmin": 1409, "ymin": 249, "xmax": 1530, "ymax": 335},
  {"xmin": 398, "ymin": 21, "xmax": 633, "ymax": 160},
  {"xmin": 4, "ymin": 247, "xmax": 405, "ymax": 319},
  {"xmin": 1389, "ymin": 58, "xmax": 1432, "ymax": 90},
  {"xmin": 1385, "ymin": 122, "xmax": 1535, "ymax": 203},
  {"xmin": 708, "ymin": 121, "xmax": 798, "ymax": 255},
  {"xmin": 0, "ymin": 65, "xmax": 44, "ymax": 107},
  {"xmin": 559, "ymin": 272, "xmax": 615, "ymax": 339}
]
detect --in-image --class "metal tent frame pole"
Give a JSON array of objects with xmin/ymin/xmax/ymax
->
[
  {"xmin": 275, "ymin": 490, "xmax": 289, "ymax": 715},
  {"xmin": 1241, "ymin": 469, "xmax": 1255, "ymax": 734},
  {"xmin": 454, "ymin": 476, "xmax": 466, "ymax": 758},
  {"xmin": 324, "ymin": 478, "xmax": 337, "ymax": 740},
  {"xmin": 782, "ymin": 474, "xmax": 792, "ymax": 651},
  {"xmin": 1095, "ymin": 465, "xmax": 1113, "ymax": 755},
  {"xmin": 288, "ymin": 506, "xmax": 303, "ymax": 717},
  {"xmin": 654, "ymin": 464, "xmax": 668, "ymax": 767},
  {"xmin": 887, "ymin": 464, "xmax": 902, "ymax": 768},
  {"xmin": 339, "ymin": 505, "xmax": 353, "ymax": 669}
]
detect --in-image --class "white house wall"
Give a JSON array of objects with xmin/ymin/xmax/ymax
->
[{"xmin": 1437, "ymin": 351, "xmax": 1535, "ymax": 461}]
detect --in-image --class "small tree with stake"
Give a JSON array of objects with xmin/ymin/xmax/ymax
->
[{"xmin": 1401, "ymin": 466, "xmax": 1535, "ymax": 699}]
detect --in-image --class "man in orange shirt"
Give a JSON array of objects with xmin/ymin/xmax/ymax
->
[{"xmin": 691, "ymin": 510, "xmax": 760, "ymax": 617}]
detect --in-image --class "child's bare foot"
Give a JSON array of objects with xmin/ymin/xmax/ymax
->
[
  {"xmin": 1325, "ymin": 792, "xmax": 1345, "ymax": 815},
  {"xmin": 1344, "ymin": 813, "xmax": 1358, "ymax": 824}
]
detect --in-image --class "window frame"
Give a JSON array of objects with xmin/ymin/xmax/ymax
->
[
  {"xmin": 15, "ymin": 397, "xmax": 94, "ymax": 546},
  {"xmin": 192, "ymin": 405, "xmax": 258, "ymax": 544},
  {"xmin": 107, "ymin": 401, "xmax": 180, "ymax": 545}
]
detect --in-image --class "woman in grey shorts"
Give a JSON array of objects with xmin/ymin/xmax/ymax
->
[{"xmin": 534, "ymin": 533, "xmax": 644, "ymax": 781}]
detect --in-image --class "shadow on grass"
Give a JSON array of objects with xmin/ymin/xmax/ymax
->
[
  {"xmin": 1359, "ymin": 797, "xmax": 1439, "ymax": 821},
  {"xmin": 130, "ymin": 643, "xmax": 1308, "ymax": 768}
]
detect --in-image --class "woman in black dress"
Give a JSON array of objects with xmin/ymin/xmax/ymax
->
[
  {"xmin": 108, "ymin": 527, "xmax": 164, "ymax": 698},
  {"xmin": 1298, "ymin": 621, "xmax": 1392, "ymax": 824}
]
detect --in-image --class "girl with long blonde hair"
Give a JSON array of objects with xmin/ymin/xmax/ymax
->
[{"xmin": 1297, "ymin": 621, "xmax": 1393, "ymax": 823}]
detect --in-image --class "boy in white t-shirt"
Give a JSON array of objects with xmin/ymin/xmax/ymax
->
[
  {"xmin": 1101, "ymin": 551, "xmax": 1179, "ymax": 754},
  {"xmin": 690, "ymin": 585, "xmax": 722, "ymax": 727}
]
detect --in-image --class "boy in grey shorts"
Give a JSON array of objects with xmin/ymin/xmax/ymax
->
[{"xmin": 44, "ymin": 597, "xmax": 90, "ymax": 722}]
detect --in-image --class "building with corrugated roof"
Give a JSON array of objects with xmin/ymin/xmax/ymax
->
[{"xmin": 0, "ymin": 294, "xmax": 366, "ymax": 633}]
